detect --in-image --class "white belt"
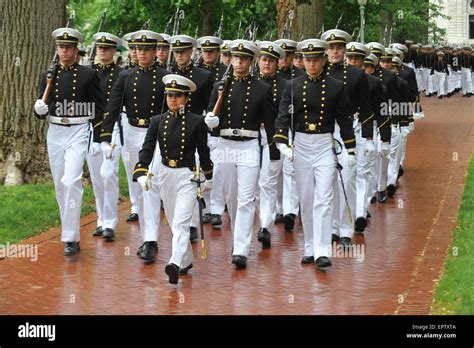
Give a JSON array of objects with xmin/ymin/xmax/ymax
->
[
  {"xmin": 49, "ymin": 116, "xmax": 90, "ymax": 125},
  {"xmin": 220, "ymin": 128, "xmax": 259, "ymax": 138}
]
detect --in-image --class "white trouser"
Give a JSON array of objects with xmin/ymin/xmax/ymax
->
[
  {"xmin": 367, "ymin": 122, "xmax": 379, "ymax": 201},
  {"xmin": 282, "ymin": 154, "xmax": 300, "ymax": 216},
  {"xmin": 294, "ymin": 133, "xmax": 336, "ymax": 258},
  {"xmin": 259, "ymin": 144, "xmax": 283, "ymax": 232},
  {"xmin": 355, "ymin": 133, "xmax": 376, "ymax": 219},
  {"xmin": 375, "ymin": 131, "xmax": 389, "ymax": 192},
  {"xmin": 461, "ymin": 67, "xmax": 473, "ymax": 94},
  {"xmin": 209, "ymin": 136, "xmax": 226, "ymax": 216},
  {"xmin": 158, "ymin": 165, "xmax": 195, "ymax": 268},
  {"xmin": 86, "ymin": 141, "xmax": 104, "ymax": 228},
  {"xmin": 47, "ymin": 123, "xmax": 89, "ymax": 242},
  {"xmin": 99, "ymin": 124, "xmax": 121, "ymax": 230},
  {"xmin": 400, "ymin": 127, "xmax": 409, "ymax": 167},
  {"xmin": 332, "ymin": 127, "xmax": 356, "ymax": 239},
  {"xmin": 121, "ymin": 114, "xmax": 138, "ymax": 215},
  {"xmin": 426, "ymin": 71, "xmax": 436, "ymax": 95},
  {"xmin": 416, "ymin": 68, "xmax": 424, "ymax": 92},
  {"xmin": 434, "ymin": 71, "xmax": 447, "ymax": 96},
  {"xmin": 447, "ymin": 66, "xmax": 455, "ymax": 93},
  {"xmin": 387, "ymin": 125, "xmax": 402, "ymax": 187},
  {"xmin": 215, "ymin": 138, "xmax": 260, "ymax": 257}
]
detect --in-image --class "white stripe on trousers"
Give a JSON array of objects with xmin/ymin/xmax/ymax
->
[
  {"xmin": 355, "ymin": 131, "xmax": 376, "ymax": 219},
  {"xmin": 47, "ymin": 123, "xmax": 89, "ymax": 242},
  {"xmin": 294, "ymin": 132, "xmax": 336, "ymax": 258},
  {"xmin": 120, "ymin": 114, "xmax": 139, "ymax": 214}
]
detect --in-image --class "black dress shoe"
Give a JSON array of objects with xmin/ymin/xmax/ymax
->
[
  {"xmin": 189, "ymin": 227, "xmax": 198, "ymax": 243},
  {"xmin": 210, "ymin": 214, "xmax": 222, "ymax": 226},
  {"xmin": 366, "ymin": 210, "xmax": 371, "ymax": 219},
  {"xmin": 438, "ymin": 95, "xmax": 443, "ymax": 99},
  {"xmin": 274, "ymin": 213, "xmax": 284, "ymax": 224},
  {"xmin": 257, "ymin": 228, "xmax": 271, "ymax": 248},
  {"xmin": 398, "ymin": 165, "xmax": 404, "ymax": 179},
  {"xmin": 377, "ymin": 190, "xmax": 387, "ymax": 203},
  {"xmin": 127, "ymin": 213, "xmax": 139, "ymax": 222},
  {"xmin": 315, "ymin": 256, "xmax": 332, "ymax": 268},
  {"xmin": 340, "ymin": 237, "xmax": 352, "ymax": 248},
  {"xmin": 386, "ymin": 184, "xmax": 396, "ymax": 197},
  {"xmin": 102, "ymin": 228, "xmax": 115, "ymax": 241},
  {"xmin": 64, "ymin": 242, "xmax": 80, "ymax": 255},
  {"xmin": 92, "ymin": 226, "xmax": 103, "ymax": 236},
  {"xmin": 370, "ymin": 196, "xmax": 376, "ymax": 204},
  {"xmin": 332, "ymin": 233, "xmax": 340, "ymax": 243},
  {"xmin": 138, "ymin": 241, "xmax": 158, "ymax": 262},
  {"xmin": 301, "ymin": 256, "xmax": 315, "ymax": 264},
  {"xmin": 137, "ymin": 242, "xmax": 145, "ymax": 255},
  {"xmin": 202, "ymin": 213, "xmax": 211, "ymax": 224},
  {"xmin": 231, "ymin": 255, "xmax": 247, "ymax": 270},
  {"xmin": 354, "ymin": 217, "xmax": 367, "ymax": 232},
  {"xmin": 165, "ymin": 263, "xmax": 180, "ymax": 284},
  {"xmin": 179, "ymin": 263, "xmax": 193, "ymax": 275},
  {"xmin": 283, "ymin": 213, "xmax": 296, "ymax": 231}
]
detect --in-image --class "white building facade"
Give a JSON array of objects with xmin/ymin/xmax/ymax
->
[{"xmin": 430, "ymin": 0, "xmax": 474, "ymax": 44}]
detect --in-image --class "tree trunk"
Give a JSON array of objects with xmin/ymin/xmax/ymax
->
[
  {"xmin": 0, "ymin": 0, "xmax": 67, "ymax": 185},
  {"xmin": 277, "ymin": 0, "xmax": 325, "ymax": 41},
  {"xmin": 379, "ymin": 1, "xmax": 392, "ymax": 45}
]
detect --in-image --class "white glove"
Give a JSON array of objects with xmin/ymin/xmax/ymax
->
[
  {"xmin": 363, "ymin": 140, "xmax": 376, "ymax": 156},
  {"xmin": 381, "ymin": 142, "xmax": 390, "ymax": 157},
  {"xmin": 137, "ymin": 175, "xmax": 151, "ymax": 191},
  {"xmin": 401, "ymin": 127, "xmax": 410, "ymax": 138},
  {"xmin": 408, "ymin": 122, "xmax": 415, "ymax": 133},
  {"xmin": 276, "ymin": 143, "xmax": 294, "ymax": 161},
  {"xmin": 347, "ymin": 151, "xmax": 356, "ymax": 168},
  {"xmin": 413, "ymin": 112, "xmax": 424, "ymax": 120},
  {"xmin": 90, "ymin": 143, "xmax": 102, "ymax": 157},
  {"xmin": 268, "ymin": 160, "xmax": 281, "ymax": 174},
  {"xmin": 205, "ymin": 112, "xmax": 219, "ymax": 129},
  {"xmin": 34, "ymin": 99, "xmax": 49, "ymax": 115},
  {"xmin": 101, "ymin": 142, "xmax": 114, "ymax": 160},
  {"xmin": 202, "ymin": 180, "xmax": 212, "ymax": 193}
]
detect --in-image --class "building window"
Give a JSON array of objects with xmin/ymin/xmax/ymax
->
[
  {"xmin": 471, "ymin": 0, "xmax": 474, "ymax": 8},
  {"xmin": 470, "ymin": 15, "xmax": 474, "ymax": 39}
]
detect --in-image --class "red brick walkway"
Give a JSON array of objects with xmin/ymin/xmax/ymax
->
[{"xmin": 1, "ymin": 95, "xmax": 473, "ymax": 315}]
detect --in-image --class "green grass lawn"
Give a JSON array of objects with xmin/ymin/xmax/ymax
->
[
  {"xmin": 432, "ymin": 157, "xmax": 474, "ymax": 314},
  {"xmin": 0, "ymin": 159, "xmax": 129, "ymax": 245}
]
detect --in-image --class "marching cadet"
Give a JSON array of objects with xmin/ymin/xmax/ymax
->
[
  {"xmin": 87, "ymin": 32, "xmax": 124, "ymax": 240},
  {"xmin": 274, "ymin": 38, "xmax": 304, "ymax": 228},
  {"xmin": 293, "ymin": 50, "xmax": 305, "ymax": 70},
  {"xmin": 255, "ymin": 41, "xmax": 286, "ymax": 247},
  {"xmin": 156, "ymin": 33, "xmax": 171, "ymax": 68},
  {"xmin": 460, "ymin": 45, "xmax": 472, "ymax": 97},
  {"xmin": 321, "ymin": 30, "xmax": 373, "ymax": 246},
  {"xmin": 205, "ymin": 39, "xmax": 278, "ymax": 270},
  {"xmin": 168, "ymin": 34, "xmax": 214, "ymax": 237},
  {"xmin": 121, "ymin": 32, "xmax": 140, "ymax": 222},
  {"xmin": 361, "ymin": 53, "xmax": 391, "ymax": 227},
  {"xmin": 220, "ymin": 40, "xmax": 232, "ymax": 66},
  {"xmin": 345, "ymin": 41, "xmax": 379, "ymax": 234},
  {"xmin": 431, "ymin": 51, "xmax": 449, "ymax": 99},
  {"xmin": 133, "ymin": 75, "xmax": 213, "ymax": 284},
  {"xmin": 196, "ymin": 35, "xmax": 228, "ymax": 227},
  {"xmin": 34, "ymin": 28, "xmax": 104, "ymax": 255},
  {"xmin": 100, "ymin": 30, "xmax": 170, "ymax": 262},
  {"xmin": 273, "ymin": 39, "xmax": 356, "ymax": 269},
  {"xmin": 366, "ymin": 42, "xmax": 400, "ymax": 203}
]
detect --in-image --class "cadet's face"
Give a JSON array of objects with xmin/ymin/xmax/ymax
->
[
  {"xmin": 221, "ymin": 53, "xmax": 232, "ymax": 66},
  {"xmin": 202, "ymin": 49, "xmax": 220, "ymax": 64},
  {"xmin": 346, "ymin": 55, "xmax": 364, "ymax": 68},
  {"xmin": 156, "ymin": 46, "xmax": 169, "ymax": 63},
  {"xmin": 174, "ymin": 48, "xmax": 193, "ymax": 66},
  {"xmin": 303, "ymin": 56, "xmax": 325, "ymax": 76},
  {"xmin": 258, "ymin": 55, "xmax": 278, "ymax": 76},
  {"xmin": 231, "ymin": 55, "xmax": 252, "ymax": 75},
  {"xmin": 137, "ymin": 46, "xmax": 157, "ymax": 66},
  {"xmin": 129, "ymin": 47, "xmax": 138, "ymax": 62},
  {"xmin": 363, "ymin": 63, "xmax": 375, "ymax": 75},
  {"xmin": 379, "ymin": 59, "xmax": 393, "ymax": 70},
  {"xmin": 278, "ymin": 53, "xmax": 294, "ymax": 69},
  {"xmin": 293, "ymin": 55, "xmax": 304, "ymax": 69},
  {"xmin": 327, "ymin": 43, "xmax": 345, "ymax": 63},
  {"xmin": 97, "ymin": 46, "xmax": 116, "ymax": 64},
  {"xmin": 166, "ymin": 93, "xmax": 188, "ymax": 111},
  {"xmin": 57, "ymin": 44, "xmax": 79, "ymax": 65}
]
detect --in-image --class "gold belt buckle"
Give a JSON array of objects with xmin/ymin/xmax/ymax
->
[
  {"xmin": 168, "ymin": 159, "xmax": 177, "ymax": 167},
  {"xmin": 138, "ymin": 118, "xmax": 145, "ymax": 126},
  {"xmin": 307, "ymin": 123, "xmax": 316, "ymax": 131},
  {"xmin": 61, "ymin": 117, "xmax": 70, "ymax": 124}
]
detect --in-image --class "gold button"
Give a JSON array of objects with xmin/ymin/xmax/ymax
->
[
  {"xmin": 138, "ymin": 119, "xmax": 145, "ymax": 126},
  {"xmin": 169, "ymin": 159, "xmax": 177, "ymax": 167},
  {"xmin": 308, "ymin": 124, "xmax": 316, "ymax": 131}
]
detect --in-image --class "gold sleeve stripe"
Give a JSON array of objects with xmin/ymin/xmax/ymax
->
[
  {"xmin": 378, "ymin": 118, "xmax": 390, "ymax": 129},
  {"xmin": 100, "ymin": 132, "xmax": 112, "ymax": 137},
  {"xmin": 362, "ymin": 113, "xmax": 374, "ymax": 124},
  {"xmin": 273, "ymin": 134, "xmax": 289, "ymax": 140},
  {"xmin": 93, "ymin": 121, "xmax": 103, "ymax": 128},
  {"xmin": 344, "ymin": 138, "xmax": 356, "ymax": 144},
  {"xmin": 133, "ymin": 168, "xmax": 148, "ymax": 174}
]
